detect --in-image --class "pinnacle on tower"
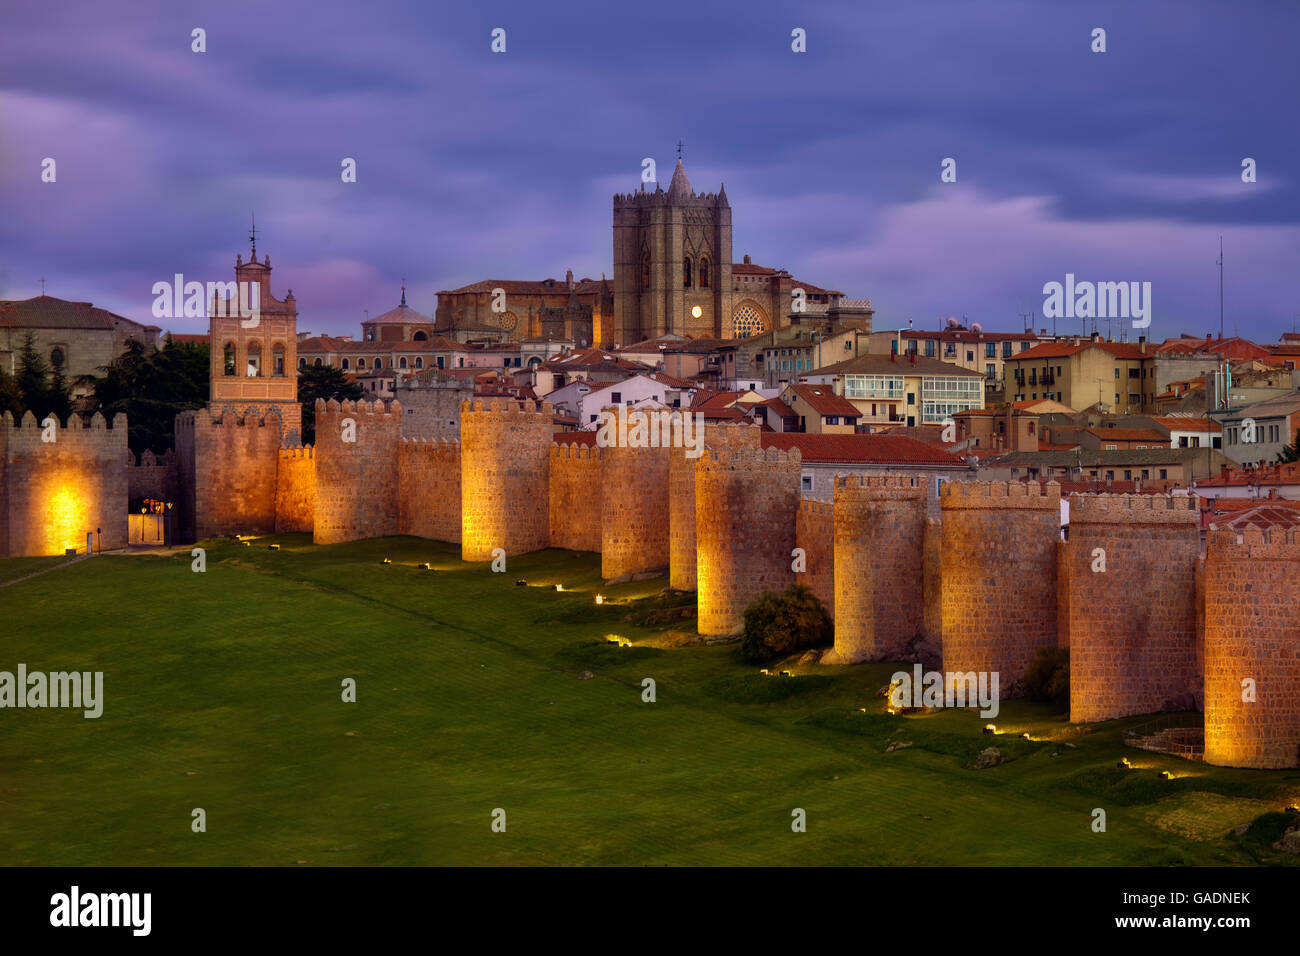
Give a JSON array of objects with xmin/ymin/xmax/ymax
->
[{"xmin": 667, "ymin": 159, "xmax": 693, "ymax": 200}]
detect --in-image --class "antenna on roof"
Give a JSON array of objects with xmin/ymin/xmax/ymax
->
[{"xmin": 249, "ymin": 211, "xmax": 257, "ymax": 258}]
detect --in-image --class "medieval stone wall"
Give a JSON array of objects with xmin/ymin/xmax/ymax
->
[
  {"xmin": 796, "ymin": 498, "xmax": 834, "ymax": 616},
  {"xmin": 940, "ymin": 481, "xmax": 1061, "ymax": 694},
  {"xmin": 126, "ymin": 448, "xmax": 179, "ymax": 504},
  {"xmin": 602, "ymin": 441, "xmax": 670, "ymax": 579},
  {"xmin": 398, "ymin": 438, "xmax": 461, "ymax": 543},
  {"xmin": 313, "ymin": 399, "xmax": 400, "ymax": 545},
  {"xmin": 695, "ymin": 446, "xmax": 801, "ymax": 636},
  {"xmin": 275, "ymin": 445, "xmax": 316, "ymax": 534},
  {"xmin": 549, "ymin": 443, "xmax": 601, "ymax": 552},
  {"xmin": 460, "ymin": 398, "xmax": 551, "ymax": 560},
  {"xmin": 833, "ymin": 475, "xmax": 927, "ymax": 662},
  {"xmin": 1203, "ymin": 527, "xmax": 1300, "ymax": 769},
  {"xmin": 1066, "ymin": 494, "xmax": 1202, "ymax": 723},
  {"xmin": 2, "ymin": 411, "xmax": 129, "ymax": 555}
]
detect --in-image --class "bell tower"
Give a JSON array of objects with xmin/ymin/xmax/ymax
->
[{"xmin": 208, "ymin": 222, "xmax": 302, "ymax": 441}]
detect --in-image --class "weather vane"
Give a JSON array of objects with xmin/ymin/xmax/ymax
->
[{"xmin": 677, "ymin": 139, "xmax": 684, "ymax": 160}]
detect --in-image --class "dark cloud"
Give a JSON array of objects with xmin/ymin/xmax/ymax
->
[{"xmin": 1, "ymin": 0, "xmax": 1296, "ymax": 341}]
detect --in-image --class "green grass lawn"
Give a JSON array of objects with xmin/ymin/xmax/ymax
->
[{"xmin": 1, "ymin": 534, "xmax": 1297, "ymax": 866}]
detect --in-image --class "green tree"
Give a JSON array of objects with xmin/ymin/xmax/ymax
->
[
  {"xmin": 737, "ymin": 584, "xmax": 832, "ymax": 664},
  {"xmin": 15, "ymin": 332, "xmax": 54, "ymax": 418},
  {"xmin": 1277, "ymin": 438, "xmax": 1299, "ymax": 464},
  {"xmin": 0, "ymin": 365, "xmax": 24, "ymax": 421},
  {"xmin": 79, "ymin": 335, "xmax": 209, "ymax": 454},
  {"xmin": 298, "ymin": 363, "xmax": 364, "ymax": 445}
]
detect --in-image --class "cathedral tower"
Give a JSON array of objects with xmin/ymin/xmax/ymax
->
[{"xmin": 612, "ymin": 158, "xmax": 734, "ymax": 345}]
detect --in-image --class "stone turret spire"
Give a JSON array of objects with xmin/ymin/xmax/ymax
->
[{"xmin": 666, "ymin": 158, "xmax": 693, "ymax": 200}]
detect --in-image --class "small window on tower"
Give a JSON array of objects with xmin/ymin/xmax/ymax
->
[
  {"xmin": 699, "ymin": 257, "xmax": 710, "ymax": 289},
  {"xmin": 683, "ymin": 256, "xmax": 693, "ymax": 288},
  {"xmin": 641, "ymin": 254, "xmax": 650, "ymax": 290},
  {"xmin": 273, "ymin": 344, "xmax": 285, "ymax": 376},
  {"xmin": 224, "ymin": 343, "xmax": 236, "ymax": 376}
]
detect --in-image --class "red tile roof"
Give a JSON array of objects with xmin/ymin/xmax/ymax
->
[
  {"xmin": 1084, "ymin": 427, "xmax": 1168, "ymax": 443},
  {"xmin": 761, "ymin": 433, "xmax": 965, "ymax": 465},
  {"xmin": 787, "ymin": 384, "xmax": 862, "ymax": 418}
]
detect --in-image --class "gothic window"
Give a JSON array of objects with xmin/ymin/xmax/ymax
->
[
  {"xmin": 223, "ymin": 342, "xmax": 236, "ymax": 376},
  {"xmin": 683, "ymin": 256, "xmax": 693, "ymax": 288},
  {"xmin": 272, "ymin": 343, "xmax": 285, "ymax": 376},
  {"xmin": 699, "ymin": 257, "xmax": 709, "ymax": 289},
  {"xmin": 732, "ymin": 304, "xmax": 765, "ymax": 338},
  {"xmin": 641, "ymin": 253, "xmax": 650, "ymax": 290},
  {"xmin": 246, "ymin": 340, "xmax": 262, "ymax": 377}
]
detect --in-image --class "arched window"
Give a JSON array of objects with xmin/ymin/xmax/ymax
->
[
  {"xmin": 50, "ymin": 347, "xmax": 65, "ymax": 368},
  {"xmin": 357, "ymin": 358, "xmax": 367, "ymax": 369},
  {"xmin": 413, "ymin": 330, "xmax": 428, "ymax": 341},
  {"xmin": 399, "ymin": 357, "xmax": 408, "ymax": 369},
  {"xmin": 699, "ymin": 257, "xmax": 710, "ymax": 289},
  {"xmin": 641, "ymin": 253, "xmax": 650, "ymax": 290},
  {"xmin": 415, "ymin": 357, "xmax": 424, "ymax": 369},
  {"xmin": 342, "ymin": 358, "xmax": 350, "ymax": 370},
  {"xmin": 298, "ymin": 357, "xmax": 307, "ymax": 369},
  {"xmin": 683, "ymin": 256, "xmax": 693, "ymax": 288},
  {"xmin": 314, "ymin": 358, "xmax": 322, "ymax": 367},
  {"xmin": 223, "ymin": 343, "xmax": 237, "ymax": 376},
  {"xmin": 375, "ymin": 358, "xmax": 383, "ymax": 369},
  {"xmin": 272, "ymin": 343, "xmax": 285, "ymax": 376},
  {"xmin": 245, "ymin": 340, "xmax": 262, "ymax": 377}
]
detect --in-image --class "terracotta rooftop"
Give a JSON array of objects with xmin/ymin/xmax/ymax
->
[
  {"xmin": 0, "ymin": 295, "xmax": 154, "ymax": 331},
  {"xmin": 761, "ymin": 433, "xmax": 965, "ymax": 465},
  {"xmin": 787, "ymin": 384, "xmax": 861, "ymax": 418}
]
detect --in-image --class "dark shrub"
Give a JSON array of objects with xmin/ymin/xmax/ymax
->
[
  {"xmin": 737, "ymin": 584, "xmax": 832, "ymax": 664},
  {"xmin": 1024, "ymin": 646, "xmax": 1069, "ymax": 706}
]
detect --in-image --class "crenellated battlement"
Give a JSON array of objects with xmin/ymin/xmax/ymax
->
[
  {"xmin": 700, "ymin": 445, "xmax": 802, "ymax": 467},
  {"xmin": 550, "ymin": 442, "xmax": 601, "ymax": 461},
  {"xmin": 1207, "ymin": 524, "xmax": 1300, "ymax": 560},
  {"xmin": 460, "ymin": 397, "xmax": 552, "ymax": 418},
  {"xmin": 278, "ymin": 445, "xmax": 314, "ymax": 461},
  {"xmin": 941, "ymin": 479, "xmax": 1061, "ymax": 510},
  {"xmin": 1069, "ymin": 492, "xmax": 1200, "ymax": 523},
  {"xmin": 317, "ymin": 398, "xmax": 401, "ymax": 419}
]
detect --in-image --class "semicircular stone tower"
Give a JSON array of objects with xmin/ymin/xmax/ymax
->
[
  {"xmin": 695, "ymin": 446, "xmax": 801, "ymax": 636},
  {"xmin": 1203, "ymin": 527, "xmax": 1300, "ymax": 769},
  {"xmin": 1065, "ymin": 493, "xmax": 1201, "ymax": 723},
  {"xmin": 460, "ymin": 398, "xmax": 552, "ymax": 561},
  {"xmin": 940, "ymin": 480, "xmax": 1061, "ymax": 694},
  {"xmin": 669, "ymin": 421, "xmax": 761, "ymax": 590},
  {"xmin": 833, "ymin": 475, "xmax": 927, "ymax": 662}
]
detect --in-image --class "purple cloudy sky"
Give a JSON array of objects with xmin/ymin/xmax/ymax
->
[{"xmin": 1, "ymin": 0, "xmax": 1297, "ymax": 342}]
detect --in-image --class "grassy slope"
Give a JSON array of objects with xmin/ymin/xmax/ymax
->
[{"xmin": 0, "ymin": 536, "xmax": 1296, "ymax": 866}]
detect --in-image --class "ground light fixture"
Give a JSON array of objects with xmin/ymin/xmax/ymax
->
[
  {"xmin": 983, "ymin": 724, "xmax": 998, "ymax": 735},
  {"xmin": 1118, "ymin": 757, "xmax": 1132, "ymax": 769},
  {"xmin": 268, "ymin": 544, "xmax": 280, "ymax": 550},
  {"xmin": 515, "ymin": 579, "xmax": 527, "ymax": 587},
  {"xmin": 418, "ymin": 562, "xmax": 431, "ymax": 570},
  {"xmin": 594, "ymin": 594, "xmax": 604, "ymax": 605},
  {"xmin": 381, "ymin": 557, "xmax": 392, "ymax": 565},
  {"xmin": 553, "ymin": 584, "xmax": 564, "ymax": 592}
]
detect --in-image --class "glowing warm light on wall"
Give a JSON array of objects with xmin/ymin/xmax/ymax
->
[
  {"xmin": 43, "ymin": 480, "xmax": 90, "ymax": 555},
  {"xmin": 594, "ymin": 594, "xmax": 604, "ymax": 605}
]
